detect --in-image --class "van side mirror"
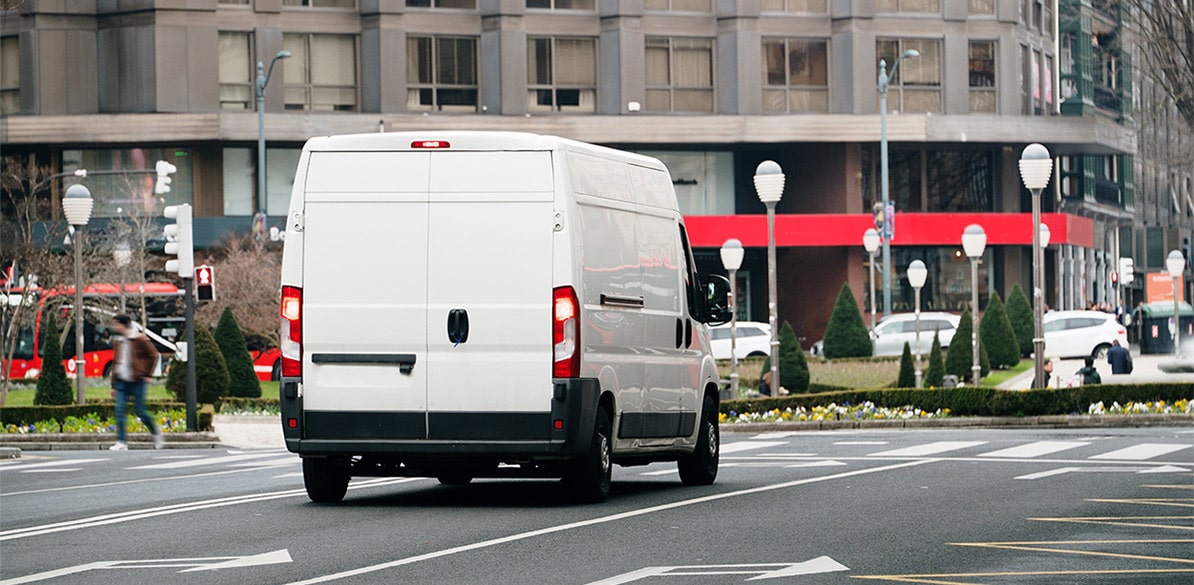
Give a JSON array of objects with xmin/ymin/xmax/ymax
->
[{"xmin": 702, "ymin": 274, "xmax": 733, "ymax": 326}]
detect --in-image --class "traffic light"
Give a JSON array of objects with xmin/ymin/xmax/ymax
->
[
  {"xmin": 163, "ymin": 204, "xmax": 194, "ymax": 277},
  {"xmin": 1118, "ymin": 257, "xmax": 1135, "ymax": 285},
  {"xmin": 155, "ymin": 160, "xmax": 177, "ymax": 195},
  {"xmin": 873, "ymin": 202, "xmax": 884, "ymax": 232},
  {"xmin": 195, "ymin": 265, "xmax": 215, "ymax": 301}
]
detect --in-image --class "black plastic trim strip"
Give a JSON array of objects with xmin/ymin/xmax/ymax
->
[
  {"xmin": 310, "ymin": 353, "xmax": 416, "ymax": 373},
  {"xmin": 600, "ymin": 293, "xmax": 645, "ymax": 308}
]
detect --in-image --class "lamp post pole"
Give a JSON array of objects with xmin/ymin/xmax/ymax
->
[
  {"xmin": 720, "ymin": 239, "xmax": 745, "ymax": 401},
  {"xmin": 256, "ymin": 50, "xmax": 291, "ymax": 222},
  {"xmin": 62, "ymin": 185, "xmax": 94, "ymax": 406},
  {"xmin": 1020, "ymin": 144, "xmax": 1053, "ymax": 389},
  {"xmin": 878, "ymin": 49, "xmax": 919, "ymax": 318},
  {"xmin": 863, "ymin": 229, "xmax": 881, "ymax": 335},
  {"xmin": 754, "ymin": 162, "xmax": 785, "ymax": 396},
  {"xmin": 907, "ymin": 260, "xmax": 927, "ymax": 388},
  {"xmin": 962, "ymin": 224, "xmax": 986, "ymax": 387},
  {"xmin": 1167, "ymin": 250, "xmax": 1185, "ymax": 356}
]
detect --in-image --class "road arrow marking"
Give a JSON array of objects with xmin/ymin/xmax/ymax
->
[
  {"xmin": 1016, "ymin": 465, "xmax": 1191, "ymax": 480},
  {"xmin": 746, "ymin": 556, "xmax": 850, "ymax": 580},
  {"xmin": 0, "ymin": 550, "xmax": 292, "ymax": 584},
  {"xmin": 784, "ymin": 460, "xmax": 848, "ymax": 469},
  {"xmin": 586, "ymin": 558, "xmax": 850, "ymax": 584}
]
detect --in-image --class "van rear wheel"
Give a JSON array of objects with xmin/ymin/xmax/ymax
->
[
  {"xmin": 437, "ymin": 473, "xmax": 473, "ymax": 486},
  {"xmin": 678, "ymin": 394, "xmax": 719, "ymax": 486},
  {"xmin": 303, "ymin": 457, "xmax": 350, "ymax": 503},
  {"xmin": 564, "ymin": 409, "xmax": 612, "ymax": 503}
]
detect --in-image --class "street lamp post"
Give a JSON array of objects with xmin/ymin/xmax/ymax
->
[
  {"xmin": 754, "ymin": 161, "xmax": 785, "ymax": 396},
  {"xmin": 1019, "ymin": 143, "xmax": 1053, "ymax": 389},
  {"xmin": 907, "ymin": 259, "xmax": 927, "ymax": 388},
  {"xmin": 113, "ymin": 241, "xmax": 132, "ymax": 313},
  {"xmin": 863, "ymin": 228, "xmax": 881, "ymax": 334},
  {"xmin": 256, "ymin": 50, "xmax": 292, "ymax": 223},
  {"xmin": 720, "ymin": 239, "xmax": 745, "ymax": 400},
  {"xmin": 62, "ymin": 184, "xmax": 94, "ymax": 406},
  {"xmin": 1167, "ymin": 250, "xmax": 1185, "ymax": 356},
  {"xmin": 962, "ymin": 224, "xmax": 987, "ymax": 387},
  {"xmin": 878, "ymin": 48, "xmax": 920, "ymax": 318}
]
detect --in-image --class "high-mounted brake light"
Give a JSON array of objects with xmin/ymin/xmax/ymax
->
[
  {"xmin": 411, "ymin": 140, "xmax": 451, "ymax": 149},
  {"xmin": 280, "ymin": 286, "xmax": 302, "ymax": 377},
  {"xmin": 553, "ymin": 286, "xmax": 580, "ymax": 378}
]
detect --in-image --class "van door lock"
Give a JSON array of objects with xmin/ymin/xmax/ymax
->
[{"xmin": 447, "ymin": 309, "xmax": 470, "ymax": 346}]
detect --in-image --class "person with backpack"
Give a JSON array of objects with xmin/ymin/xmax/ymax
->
[{"xmin": 1076, "ymin": 356, "xmax": 1102, "ymax": 386}]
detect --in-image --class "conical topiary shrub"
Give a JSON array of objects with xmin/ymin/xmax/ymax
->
[
  {"xmin": 759, "ymin": 321, "xmax": 811, "ymax": 394},
  {"xmin": 945, "ymin": 310, "xmax": 991, "ymax": 382},
  {"xmin": 897, "ymin": 342, "xmax": 915, "ymax": 388},
  {"xmin": 35, "ymin": 311, "xmax": 74, "ymax": 405},
  {"xmin": 924, "ymin": 331, "xmax": 945, "ymax": 388},
  {"xmin": 1006, "ymin": 284, "xmax": 1034, "ymax": 358},
  {"xmin": 166, "ymin": 324, "xmax": 230, "ymax": 405},
  {"xmin": 822, "ymin": 283, "xmax": 872, "ymax": 359},
  {"xmin": 214, "ymin": 307, "xmax": 261, "ymax": 398},
  {"xmin": 979, "ymin": 291, "xmax": 1020, "ymax": 369}
]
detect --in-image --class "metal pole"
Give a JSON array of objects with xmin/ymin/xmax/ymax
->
[
  {"xmin": 73, "ymin": 229, "xmax": 86, "ymax": 405},
  {"xmin": 767, "ymin": 201, "xmax": 780, "ymax": 396},
  {"xmin": 868, "ymin": 251, "xmax": 877, "ymax": 334},
  {"xmin": 1175, "ymin": 276, "xmax": 1181, "ymax": 357},
  {"xmin": 184, "ymin": 277, "xmax": 197, "ymax": 431},
  {"xmin": 1031, "ymin": 188, "xmax": 1046, "ymax": 389},
  {"xmin": 879, "ymin": 60, "xmax": 892, "ymax": 318},
  {"xmin": 729, "ymin": 268, "xmax": 739, "ymax": 400},
  {"xmin": 971, "ymin": 256, "xmax": 981, "ymax": 387},
  {"xmin": 914, "ymin": 287, "xmax": 922, "ymax": 388},
  {"xmin": 256, "ymin": 61, "xmax": 267, "ymax": 217}
]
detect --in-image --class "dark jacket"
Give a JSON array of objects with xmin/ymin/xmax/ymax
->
[
  {"xmin": 1077, "ymin": 366, "xmax": 1101, "ymax": 385},
  {"xmin": 112, "ymin": 333, "xmax": 158, "ymax": 383},
  {"xmin": 1107, "ymin": 344, "xmax": 1132, "ymax": 374}
]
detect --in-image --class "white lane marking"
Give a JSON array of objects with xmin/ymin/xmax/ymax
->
[
  {"xmin": 834, "ymin": 441, "xmax": 888, "ymax": 446},
  {"xmin": 751, "ymin": 432, "xmax": 803, "ymax": 440},
  {"xmin": 785, "ymin": 461, "xmax": 847, "ymax": 469},
  {"xmin": 1088, "ymin": 443, "xmax": 1192, "ymax": 461},
  {"xmin": 273, "ymin": 472, "xmax": 304, "ymax": 479},
  {"xmin": 721, "ymin": 441, "xmax": 787, "ymax": 454},
  {"xmin": 283, "ymin": 459, "xmax": 937, "ymax": 585},
  {"xmin": 150, "ymin": 455, "xmax": 206, "ymax": 460},
  {"xmin": 0, "ymin": 477, "xmax": 422, "ymax": 541},
  {"xmin": 129, "ymin": 452, "xmax": 288, "ymax": 470},
  {"xmin": 0, "ymin": 459, "xmax": 108, "ymax": 472},
  {"xmin": 20, "ymin": 469, "xmax": 81, "ymax": 474},
  {"xmin": 3, "ymin": 463, "xmax": 312, "ymax": 498},
  {"xmin": 587, "ymin": 557, "xmax": 849, "ymax": 585},
  {"xmin": 640, "ymin": 469, "xmax": 677, "ymax": 476},
  {"xmin": 978, "ymin": 441, "xmax": 1091, "ymax": 459},
  {"xmin": 756, "ymin": 453, "xmax": 818, "ymax": 458},
  {"xmin": 227, "ymin": 457, "xmax": 299, "ymax": 468},
  {"xmin": 1016, "ymin": 465, "xmax": 1190, "ymax": 480},
  {"xmin": 868, "ymin": 441, "xmax": 988, "ymax": 457},
  {"xmin": 0, "ymin": 550, "xmax": 293, "ymax": 584}
]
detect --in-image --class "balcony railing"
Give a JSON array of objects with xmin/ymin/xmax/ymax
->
[
  {"xmin": 1093, "ymin": 84, "xmax": 1121, "ymax": 112},
  {"xmin": 1095, "ymin": 178, "xmax": 1121, "ymax": 207}
]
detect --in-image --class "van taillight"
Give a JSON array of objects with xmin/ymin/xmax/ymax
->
[
  {"xmin": 411, "ymin": 140, "xmax": 450, "ymax": 149},
  {"xmin": 553, "ymin": 286, "xmax": 580, "ymax": 378},
  {"xmin": 280, "ymin": 286, "xmax": 302, "ymax": 377}
]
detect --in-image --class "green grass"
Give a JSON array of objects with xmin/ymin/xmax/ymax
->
[
  {"xmin": 980, "ymin": 359, "xmax": 1033, "ymax": 387},
  {"xmin": 718, "ymin": 356, "xmax": 900, "ymax": 392},
  {"xmin": 2, "ymin": 380, "xmax": 279, "ymax": 407}
]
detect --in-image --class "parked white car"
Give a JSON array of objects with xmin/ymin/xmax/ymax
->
[
  {"xmin": 708, "ymin": 321, "xmax": 772, "ymax": 360},
  {"xmin": 1043, "ymin": 310, "xmax": 1129, "ymax": 359},
  {"xmin": 871, "ymin": 312, "xmax": 961, "ymax": 357}
]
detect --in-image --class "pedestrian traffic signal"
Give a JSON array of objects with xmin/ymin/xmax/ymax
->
[
  {"xmin": 195, "ymin": 265, "xmax": 215, "ymax": 301},
  {"xmin": 163, "ymin": 204, "xmax": 193, "ymax": 276},
  {"xmin": 155, "ymin": 160, "xmax": 177, "ymax": 195},
  {"xmin": 1118, "ymin": 257, "xmax": 1135, "ymax": 285}
]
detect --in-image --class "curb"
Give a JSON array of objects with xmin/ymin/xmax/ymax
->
[
  {"xmin": 0, "ymin": 432, "xmax": 223, "ymax": 451},
  {"xmin": 720, "ymin": 413, "xmax": 1194, "ymax": 433},
  {"xmin": 0, "ymin": 447, "xmax": 20, "ymax": 459}
]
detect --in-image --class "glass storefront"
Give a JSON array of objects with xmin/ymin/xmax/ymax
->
[
  {"xmin": 870, "ymin": 246, "xmax": 996, "ymax": 314},
  {"xmin": 62, "ymin": 147, "xmax": 192, "ymax": 218}
]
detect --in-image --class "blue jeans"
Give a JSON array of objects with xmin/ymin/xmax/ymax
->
[{"xmin": 114, "ymin": 378, "xmax": 157, "ymax": 442}]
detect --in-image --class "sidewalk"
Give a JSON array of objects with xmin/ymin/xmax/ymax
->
[{"xmin": 997, "ymin": 349, "xmax": 1194, "ymax": 390}]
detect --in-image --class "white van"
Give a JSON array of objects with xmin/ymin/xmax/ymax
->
[{"xmin": 278, "ymin": 131, "xmax": 732, "ymax": 503}]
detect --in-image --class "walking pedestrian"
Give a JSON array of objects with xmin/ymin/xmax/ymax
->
[
  {"xmin": 109, "ymin": 314, "xmax": 163, "ymax": 450},
  {"xmin": 1033, "ymin": 358, "xmax": 1054, "ymax": 388},
  {"xmin": 1106, "ymin": 339, "xmax": 1133, "ymax": 374}
]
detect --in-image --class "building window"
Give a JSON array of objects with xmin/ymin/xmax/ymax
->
[
  {"xmin": 1020, "ymin": 44, "xmax": 1031, "ymax": 114},
  {"xmin": 527, "ymin": 0, "xmax": 594, "ymax": 8},
  {"xmin": 283, "ymin": 34, "xmax": 358, "ymax": 111},
  {"xmin": 223, "ymin": 148, "xmax": 254, "ymax": 216},
  {"xmin": 645, "ymin": 37, "xmax": 714, "ymax": 113},
  {"xmin": 644, "ymin": 0, "xmax": 711, "ymax": 11},
  {"xmin": 283, "ymin": 0, "xmax": 355, "ymax": 6},
  {"xmin": 218, "ymin": 0, "xmax": 250, "ymax": 4},
  {"xmin": 762, "ymin": 38, "xmax": 828, "ymax": 113},
  {"xmin": 408, "ymin": 36, "xmax": 479, "ymax": 112},
  {"xmin": 528, "ymin": 37, "xmax": 597, "ymax": 113},
  {"xmin": 968, "ymin": 0, "xmax": 994, "ymax": 14},
  {"xmin": 406, "ymin": 0, "xmax": 475, "ymax": 7},
  {"xmin": 968, "ymin": 41, "xmax": 996, "ymax": 113},
  {"xmin": 760, "ymin": 0, "xmax": 827, "ymax": 11},
  {"xmin": 877, "ymin": 39, "xmax": 941, "ymax": 113},
  {"xmin": 877, "ymin": 0, "xmax": 940, "ymax": 12},
  {"xmin": 636, "ymin": 151, "xmax": 735, "ymax": 216},
  {"xmin": 0, "ymin": 36, "xmax": 17, "ymax": 115},
  {"xmin": 62, "ymin": 148, "xmax": 192, "ymax": 218},
  {"xmin": 219, "ymin": 32, "xmax": 252, "ymax": 110}
]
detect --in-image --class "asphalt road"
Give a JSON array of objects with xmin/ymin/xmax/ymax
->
[{"xmin": 2, "ymin": 426, "xmax": 1192, "ymax": 585}]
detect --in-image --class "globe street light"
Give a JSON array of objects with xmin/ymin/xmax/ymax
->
[
  {"xmin": 962, "ymin": 224, "xmax": 987, "ymax": 387},
  {"xmin": 878, "ymin": 48, "xmax": 919, "ymax": 318},
  {"xmin": 256, "ymin": 50, "xmax": 292, "ymax": 226},
  {"xmin": 754, "ymin": 161, "xmax": 785, "ymax": 396},
  {"xmin": 863, "ymin": 228, "xmax": 881, "ymax": 335},
  {"xmin": 1166, "ymin": 250, "xmax": 1185, "ymax": 357},
  {"xmin": 907, "ymin": 259, "xmax": 928, "ymax": 388},
  {"xmin": 720, "ymin": 238, "xmax": 745, "ymax": 400},
  {"xmin": 62, "ymin": 184, "xmax": 94, "ymax": 405},
  {"xmin": 114, "ymin": 241, "xmax": 132, "ymax": 313},
  {"xmin": 1019, "ymin": 143, "xmax": 1053, "ymax": 389}
]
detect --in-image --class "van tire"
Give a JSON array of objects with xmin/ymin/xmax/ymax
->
[
  {"xmin": 565, "ymin": 409, "xmax": 612, "ymax": 503},
  {"xmin": 437, "ymin": 473, "xmax": 473, "ymax": 486},
  {"xmin": 678, "ymin": 394, "xmax": 719, "ymax": 486},
  {"xmin": 303, "ymin": 457, "xmax": 349, "ymax": 503}
]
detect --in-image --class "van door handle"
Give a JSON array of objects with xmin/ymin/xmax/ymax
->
[
  {"xmin": 675, "ymin": 318, "xmax": 684, "ymax": 349},
  {"xmin": 684, "ymin": 318, "xmax": 693, "ymax": 348},
  {"xmin": 448, "ymin": 309, "xmax": 469, "ymax": 345}
]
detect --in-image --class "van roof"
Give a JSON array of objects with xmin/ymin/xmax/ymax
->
[{"xmin": 304, "ymin": 131, "xmax": 665, "ymax": 170}]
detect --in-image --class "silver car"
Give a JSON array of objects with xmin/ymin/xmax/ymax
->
[{"xmin": 871, "ymin": 312, "xmax": 960, "ymax": 357}]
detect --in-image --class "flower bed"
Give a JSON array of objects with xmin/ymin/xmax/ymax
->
[
  {"xmin": 720, "ymin": 401, "xmax": 950, "ymax": 424},
  {"xmin": 1087, "ymin": 399, "xmax": 1192, "ymax": 415},
  {"xmin": 2, "ymin": 409, "xmax": 193, "ymax": 434}
]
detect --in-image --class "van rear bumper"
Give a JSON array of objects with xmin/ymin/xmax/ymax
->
[{"xmin": 280, "ymin": 377, "xmax": 600, "ymax": 459}]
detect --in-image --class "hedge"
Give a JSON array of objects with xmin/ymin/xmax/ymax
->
[
  {"xmin": 721, "ymin": 383, "xmax": 1193, "ymax": 418},
  {"xmin": 1, "ymin": 402, "xmax": 215, "ymax": 431}
]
